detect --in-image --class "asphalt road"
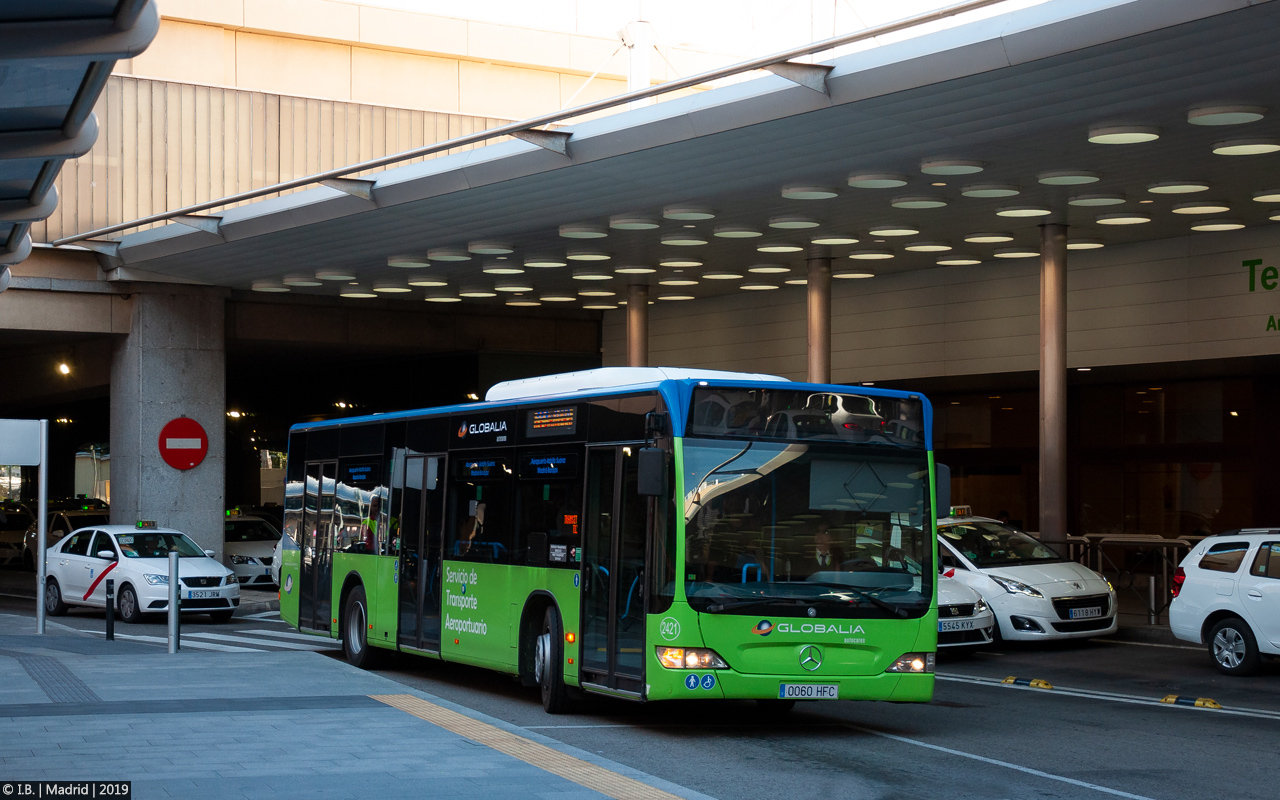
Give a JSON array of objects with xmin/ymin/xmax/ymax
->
[{"xmin": 367, "ymin": 639, "xmax": 1278, "ymax": 800}]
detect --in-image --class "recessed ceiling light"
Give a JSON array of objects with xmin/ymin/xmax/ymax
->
[
  {"xmin": 961, "ymin": 184, "xmax": 1020, "ymax": 198},
  {"xmin": 756, "ymin": 243, "xmax": 803, "ymax": 253},
  {"xmin": 904, "ymin": 242, "xmax": 952, "ymax": 252},
  {"xmin": 1139, "ymin": 199, "xmax": 1154, "ymax": 204},
  {"xmin": 810, "ymin": 234, "xmax": 859, "ymax": 245},
  {"xmin": 540, "ymin": 291, "xmax": 577, "ymax": 302},
  {"xmin": 1269, "ymin": 211, "xmax": 1280, "ymax": 221},
  {"xmin": 427, "ymin": 247, "xmax": 470, "ymax": 261},
  {"xmin": 659, "ymin": 275, "xmax": 699, "ymax": 286},
  {"xmin": 993, "ymin": 247, "xmax": 1040, "ymax": 258},
  {"xmin": 494, "ymin": 279, "xmax": 534, "ymax": 292},
  {"xmin": 740, "ymin": 280, "xmax": 780, "ymax": 290},
  {"xmin": 769, "ymin": 215, "xmax": 820, "ymax": 229},
  {"xmin": 1190, "ymin": 218, "xmax": 1245, "ymax": 231},
  {"xmin": 713, "ymin": 225, "xmax": 763, "ymax": 238},
  {"xmin": 833, "ymin": 268, "xmax": 875, "ymax": 278},
  {"xmin": 964, "ymin": 232, "xmax": 1014, "ymax": 243},
  {"xmin": 782, "ymin": 185, "xmax": 839, "ymax": 200},
  {"xmin": 408, "ymin": 274, "xmax": 448, "ymax": 287},
  {"xmin": 582, "ymin": 303, "xmax": 619, "ymax": 310},
  {"xmin": 659, "ymin": 257, "xmax": 702, "ymax": 267},
  {"xmin": 373, "ymin": 280, "xmax": 412, "ymax": 293},
  {"xmin": 524, "ymin": 256, "xmax": 567, "ymax": 268},
  {"xmin": 663, "ymin": 205, "xmax": 716, "ymax": 220},
  {"xmin": 1252, "ymin": 189, "xmax": 1280, "ymax": 203},
  {"xmin": 1067, "ymin": 239, "xmax": 1105, "ymax": 250},
  {"xmin": 1096, "ymin": 212, "xmax": 1151, "ymax": 225},
  {"xmin": 316, "ymin": 268, "xmax": 357, "ymax": 281},
  {"xmin": 567, "ymin": 249, "xmax": 611, "ymax": 261},
  {"xmin": 1038, "ymin": 170, "xmax": 1101, "ymax": 186},
  {"xmin": 1148, "ymin": 181, "xmax": 1210, "ymax": 194},
  {"xmin": 614, "ymin": 264, "xmax": 657, "ymax": 274},
  {"xmin": 702, "ymin": 269, "xmax": 744, "ymax": 280},
  {"xmin": 848, "ymin": 173, "xmax": 908, "ymax": 188},
  {"xmin": 559, "ymin": 223, "xmax": 607, "ymax": 239},
  {"xmin": 747, "ymin": 264, "xmax": 790, "ymax": 274},
  {"xmin": 1188, "ymin": 105, "xmax": 1266, "ymax": 126},
  {"xmin": 283, "ymin": 273, "xmax": 323, "ymax": 287},
  {"xmin": 1212, "ymin": 138, "xmax": 1280, "ymax": 155},
  {"xmin": 892, "ymin": 196, "xmax": 948, "ymax": 209},
  {"xmin": 784, "ymin": 277, "xmax": 808, "ymax": 285},
  {"xmin": 424, "ymin": 288, "xmax": 461, "ymax": 303},
  {"xmin": 1068, "ymin": 194, "xmax": 1126, "ymax": 207},
  {"xmin": 937, "ymin": 255, "xmax": 982, "ymax": 265},
  {"xmin": 251, "ymin": 280, "xmax": 289, "ymax": 293},
  {"xmin": 387, "ymin": 255, "xmax": 430, "ymax": 268},
  {"xmin": 920, "ymin": 158, "xmax": 984, "ymax": 175},
  {"xmin": 657, "ymin": 292, "xmax": 695, "ymax": 300},
  {"xmin": 1172, "ymin": 200, "xmax": 1231, "ymax": 214},
  {"xmin": 458, "ymin": 285, "xmax": 498, "ymax": 298},
  {"xmin": 609, "ymin": 213, "xmax": 660, "ymax": 230},
  {"xmin": 660, "ymin": 232, "xmax": 708, "ymax": 245},
  {"xmin": 577, "ymin": 286, "xmax": 617, "ymax": 296},
  {"xmin": 339, "ymin": 284, "xmax": 378, "ymax": 298},
  {"xmin": 1088, "ymin": 125, "xmax": 1160, "ymax": 144},
  {"xmin": 849, "ymin": 249, "xmax": 894, "ymax": 260},
  {"xmin": 468, "ymin": 240, "xmax": 514, "ymax": 255},
  {"xmin": 572, "ymin": 268, "xmax": 612, "ymax": 281},
  {"xmin": 482, "ymin": 261, "xmax": 525, "ymax": 275},
  {"xmin": 505, "ymin": 299, "xmax": 541, "ymax": 306},
  {"xmin": 868, "ymin": 223, "xmax": 918, "ymax": 236},
  {"xmin": 996, "ymin": 205, "xmax": 1052, "ymax": 217}
]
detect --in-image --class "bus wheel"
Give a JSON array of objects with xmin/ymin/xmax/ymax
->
[
  {"xmin": 536, "ymin": 607, "xmax": 569, "ymax": 714},
  {"xmin": 342, "ymin": 585, "xmax": 380, "ymax": 669}
]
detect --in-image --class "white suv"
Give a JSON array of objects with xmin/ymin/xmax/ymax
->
[{"xmin": 1170, "ymin": 531, "xmax": 1280, "ymax": 675}]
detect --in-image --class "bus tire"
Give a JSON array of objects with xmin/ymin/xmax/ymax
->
[
  {"xmin": 342, "ymin": 585, "xmax": 380, "ymax": 670},
  {"xmin": 536, "ymin": 607, "xmax": 569, "ymax": 714}
]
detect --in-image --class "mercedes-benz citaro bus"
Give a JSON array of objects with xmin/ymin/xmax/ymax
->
[{"xmin": 278, "ymin": 367, "xmax": 941, "ymax": 713}]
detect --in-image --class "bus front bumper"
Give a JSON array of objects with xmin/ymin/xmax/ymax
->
[{"xmin": 646, "ymin": 670, "xmax": 934, "ymax": 702}]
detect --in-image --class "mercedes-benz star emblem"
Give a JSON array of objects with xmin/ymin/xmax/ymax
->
[{"xmin": 799, "ymin": 644, "xmax": 823, "ymax": 671}]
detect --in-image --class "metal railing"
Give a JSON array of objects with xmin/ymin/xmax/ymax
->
[{"xmin": 52, "ymin": 0, "xmax": 1012, "ymax": 247}]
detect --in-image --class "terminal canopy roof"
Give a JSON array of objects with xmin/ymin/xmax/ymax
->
[{"xmin": 103, "ymin": 0, "xmax": 1280, "ymax": 306}]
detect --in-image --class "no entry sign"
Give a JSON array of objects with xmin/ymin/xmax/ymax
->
[{"xmin": 158, "ymin": 417, "xmax": 208, "ymax": 470}]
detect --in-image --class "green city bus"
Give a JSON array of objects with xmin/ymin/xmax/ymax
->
[{"xmin": 278, "ymin": 367, "xmax": 941, "ymax": 712}]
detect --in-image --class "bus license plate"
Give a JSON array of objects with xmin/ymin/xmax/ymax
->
[
  {"xmin": 779, "ymin": 684, "xmax": 839, "ymax": 700},
  {"xmin": 1069, "ymin": 607, "xmax": 1101, "ymax": 619},
  {"xmin": 187, "ymin": 590, "xmax": 215, "ymax": 599},
  {"xmin": 939, "ymin": 619, "xmax": 976, "ymax": 632}
]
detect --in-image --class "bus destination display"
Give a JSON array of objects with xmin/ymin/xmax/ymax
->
[{"xmin": 527, "ymin": 407, "xmax": 577, "ymax": 438}]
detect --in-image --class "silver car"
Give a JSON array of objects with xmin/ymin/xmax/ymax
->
[{"xmin": 223, "ymin": 515, "xmax": 282, "ymax": 587}]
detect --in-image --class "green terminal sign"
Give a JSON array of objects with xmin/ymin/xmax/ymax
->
[{"xmin": 1243, "ymin": 259, "xmax": 1280, "ymax": 331}]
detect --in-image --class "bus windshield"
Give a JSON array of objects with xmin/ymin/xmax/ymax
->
[
  {"xmin": 681, "ymin": 438, "xmax": 932, "ymax": 618},
  {"xmin": 687, "ymin": 387, "xmax": 925, "ymax": 447}
]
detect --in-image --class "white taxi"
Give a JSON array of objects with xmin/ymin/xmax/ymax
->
[
  {"xmin": 937, "ymin": 516, "xmax": 1117, "ymax": 641},
  {"xmin": 43, "ymin": 524, "xmax": 239, "ymax": 623},
  {"xmin": 936, "ymin": 575, "xmax": 995, "ymax": 647}
]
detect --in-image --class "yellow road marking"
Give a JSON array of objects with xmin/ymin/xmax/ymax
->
[{"xmin": 371, "ymin": 694, "xmax": 686, "ymax": 800}]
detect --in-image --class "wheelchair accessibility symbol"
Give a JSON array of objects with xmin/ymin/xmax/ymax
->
[{"xmin": 700, "ymin": 674, "xmax": 716, "ymax": 690}]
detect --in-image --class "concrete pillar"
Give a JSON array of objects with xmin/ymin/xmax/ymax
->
[
  {"xmin": 806, "ymin": 245, "xmax": 832, "ymax": 384},
  {"xmin": 110, "ymin": 288, "xmax": 227, "ymax": 557},
  {"xmin": 626, "ymin": 284, "xmax": 649, "ymax": 367},
  {"xmin": 1039, "ymin": 223, "xmax": 1068, "ymax": 547}
]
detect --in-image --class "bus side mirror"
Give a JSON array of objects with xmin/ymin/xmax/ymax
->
[
  {"xmin": 644, "ymin": 411, "xmax": 669, "ymax": 439},
  {"xmin": 935, "ymin": 463, "xmax": 950, "ymax": 520},
  {"xmin": 637, "ymin": 447, "xmax": 667, "ymax": 496}
]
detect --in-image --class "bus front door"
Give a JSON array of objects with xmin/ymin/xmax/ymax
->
[
  {"xmin": 300, "ymin": 460, "xmax": 337, "ymax": 632},
  {"xmin": 397, "ymin": 453, "xmax": 445, "ymax": 651},
  {"xmin": 581, "ymin": 445, "xmax": 647, "ymax": 696}
]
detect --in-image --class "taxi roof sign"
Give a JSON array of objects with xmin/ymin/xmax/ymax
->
[
  {"xmin": 949, "ymin": 505, "xmax": 973, "ymax": 517},
  {"xmin": 136, "ymin": 520, "xmax": 158, "ymax": 529}
]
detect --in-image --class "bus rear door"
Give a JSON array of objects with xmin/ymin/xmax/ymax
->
[
  {"xmin": 300, "ymin": 461, "xmax": 337, "ymax": 632},
  {"xmin": 581, "ymin": 445, "xmax": 648, "ymax": 697},
  {"xmin": 397, "ymin": 453, "xmax": 445, "ymax": 652}
]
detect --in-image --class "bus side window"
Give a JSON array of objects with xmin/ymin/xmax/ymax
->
[{"xmin": 447, "ymin": 463, "xmax": 514, "ymax": 565}]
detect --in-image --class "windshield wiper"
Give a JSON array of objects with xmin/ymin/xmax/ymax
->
[
  {"xmin": 704, "ymin": 598, "xmax": 808, "ymax": 613},
  {"xmin": 810, "ymin": 585, "xmax": 910, "ymax": 618}
]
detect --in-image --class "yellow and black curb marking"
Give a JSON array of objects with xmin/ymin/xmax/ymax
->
[
  {"xmin": 1160, "ymin": 694, "xmax": 1222, "ymax": 709},
  {"xmin": 372, "ymin": 694, "xmax": 686, "ymax": 800},
  {"xmin": 1001, "ymin": 676, "xmax": 1054, "ymax": 690}
]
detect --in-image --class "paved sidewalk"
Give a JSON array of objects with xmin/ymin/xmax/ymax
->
[{"xmin": 0, "ymin": 615, "xmax": 713, "ymax": 800}]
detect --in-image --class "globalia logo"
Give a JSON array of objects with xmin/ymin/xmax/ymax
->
[
  {"xmin": 752, "ymin": 619, "xmax": 774, "ymax": 636},
  {"xmin": 457, "ymin": 423, "xmax": 467, "ymax": 438}
]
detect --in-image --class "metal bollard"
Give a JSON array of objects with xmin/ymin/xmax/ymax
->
[
  {"xmin": 168, "ymin": 550, "xmax": 180, "ymax": 653},
  {"xmin": 1148, "ymin": 574, "xmax": 1157, "ymax": 625},
  {"xmin": 105, "ymin": 578, "xmax": 114, "ymax": 641}
]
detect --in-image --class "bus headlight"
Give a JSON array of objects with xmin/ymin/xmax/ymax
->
[
  {"xmin": 656, "ymin": 647, "xmax": 728, "ymax": 670},
  {"xmin": 886, "ymin": 652, "xmax": 935, "ymax": 673}
]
